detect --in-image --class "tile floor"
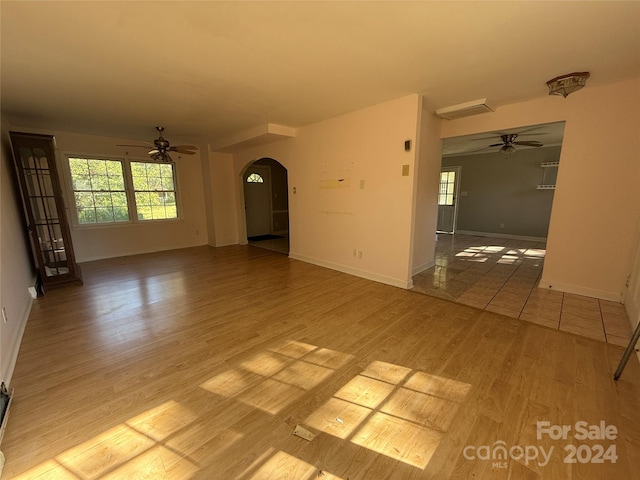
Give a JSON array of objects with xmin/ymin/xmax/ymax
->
[
  {"xmin": 248, "ymin": 234, "xmax": 290, "ymax": 255},
  {"xmin": 412, "ymin": 233, "xmax": 632, "ymax": 346}
]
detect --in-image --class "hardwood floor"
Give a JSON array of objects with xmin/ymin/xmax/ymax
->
[{"xmin": 3, "ymin": 245, "xmax": 640, "ymax": 479}]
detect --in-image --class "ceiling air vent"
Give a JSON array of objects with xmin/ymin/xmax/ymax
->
[{"xmin": 435, "ymin": 98, "xmax": 494, "ymax": 120}]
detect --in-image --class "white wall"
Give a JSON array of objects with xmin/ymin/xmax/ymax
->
[
  {"xmin": 7, "ymin": 127, "xmax": 209, "ymax": 262},
  {"xmin": 0, "ymin": 127, "xmax": 36, "ymax": 386},
  {"xmin": 440, "ymin": 79, "xmax": 640, "ymax": 301},
  {"xmin": 228, "ymin": 95, "xmax": 422, "ymax": 288}
]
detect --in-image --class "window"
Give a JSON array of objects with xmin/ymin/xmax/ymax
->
[
  {"xmin": 68, "ymin": 158, "xmax": 129, "ymax": 224},
  {"xmin": 246, "ymin": 173, "xmax": 264, "ymax": 183},
  {"xmin": 67, "ymin": 157, "xmax": 178, "ymax": 225},
  {"xmin": 131, "ymin": 162, "xmax": 178, "ymax": 220},
  {"xmin": 438, "ymin": 170, "xmax": 456, "ymax": 206}
]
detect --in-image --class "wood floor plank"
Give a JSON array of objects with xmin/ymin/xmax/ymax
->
[{"xmin": 2, "ymin": 245, "xmax": 639, "ymax": 479}]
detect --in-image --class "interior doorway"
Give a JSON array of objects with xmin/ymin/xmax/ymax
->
[
  {"xmin": 243, "ymin": 158, "xmax": 289, "ymax": 254},
  {"xmin": 437, "ymin": 121, "xmax": 565, "ymax": 241}
]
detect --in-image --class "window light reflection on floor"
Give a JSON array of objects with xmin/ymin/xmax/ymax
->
[
  {"xmin": 15, "ymin": 341, "xmax": 471, "ymax": 479},
  {"xmin": 200, "ymin": 341, "xmax": 355, "ymax": 415},
  {"xmin": 305, "ymin": 361, "xmax": 471, "ymax": 469},
  {"xmin": 15, "ymin": 400, "xmax": 201, "ymax": 479}
]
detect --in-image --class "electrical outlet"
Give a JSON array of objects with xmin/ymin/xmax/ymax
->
[
  {"xmin": 2, "ymin": 307, "xmax": 7, "ymax": 324},
  {"xmin": 358, "ymin": 250, "xmax": 363, "ymax": 260}
]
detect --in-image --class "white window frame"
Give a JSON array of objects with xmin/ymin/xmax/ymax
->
[
  {"xmin": 62, "ymin": 153, "xmax": 181, "ymax": 228},
  {"xmin": 130, "ymin": 160, "xmax": 180, "ymax": 221}
]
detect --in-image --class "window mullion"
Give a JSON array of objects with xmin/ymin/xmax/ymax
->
[{"xmin": 122, "ymin": 158, "xmax": 137, "ymax": 222}]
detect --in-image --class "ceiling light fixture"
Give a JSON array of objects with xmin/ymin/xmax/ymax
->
[
  {"xmin": 546, "ymin": 72, "xmax": 590, "ymax": 98},
  {"xmin": 499, "ymin": 144, "xmax": 516, "ymax": 155}
]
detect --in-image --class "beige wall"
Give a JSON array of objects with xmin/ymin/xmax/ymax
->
[
  {"xmin": 411, "ymin": 97, "xmax": 442, "ymax": 275},
  {"xmin": 6, "ymin": 127, "xmax": 209, "ymax": 262},
  {"xmin": 625, "ymin": 222, "xmax": 640, "ymax": 334},
  {"xmin": 204, "ymin": 150, "xmax": 239, "ymax": 247},
  {"xmin": 0, "ymin": 127, "xmax": 36, "ymax": 384},
  {"xmin": 229, "ymin": 94, "xmax": 422, "ymax": 288},
  {"xmin": 441, "ymin": 79, "xmax": 640, "ymax": 301}
]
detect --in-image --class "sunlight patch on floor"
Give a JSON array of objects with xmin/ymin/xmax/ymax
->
[
  {"xmin": 244, "ymin": 450, "xmax": 317, "ymax": 479},
  {"xmin": 14, "ymin": 399, "xmax": 202, "ymax": 480},
  {"xmin": 200, "ymin": 340, "xmax": 354, "ymax": 415},
  {"xmin": 352, "ymin": 412, "xmax": 442, "ymax": 469},
  {"xmin": 15, "ymin": 341, "xmax": 469, "ymax": 479},
  {"xmin": 55, "ymin": 424, "xmax": 156, "ymax": 478},
  {"xmin": 126, "ymin": 400, "xmax": 197, "ymax": 442},
  {"xmin": 305, "ymin": 360, "xmax": 471, "ymax": 470},
  {"xmin": 11, "ymin": 459, "xmax": 78, "ymax": 480}
]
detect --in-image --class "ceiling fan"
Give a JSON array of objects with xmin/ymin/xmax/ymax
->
[
  {"xmin": 489, "ymin": 134, "xmax": 543, "ymax": 155},
  {"xmin": 117, "ymin": 127, "xmax": 197, "ymax": 162}
]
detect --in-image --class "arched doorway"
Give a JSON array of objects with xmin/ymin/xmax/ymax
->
[{"xmin": 243, "ymin": 158, "xmax": 289, "ymax": 254}]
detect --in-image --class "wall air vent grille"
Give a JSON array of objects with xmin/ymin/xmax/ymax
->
[{"xmin": 435, "ymin": 99, "xmax": 494, "ymax": 120}]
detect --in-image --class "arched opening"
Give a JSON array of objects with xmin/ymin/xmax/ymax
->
[{"xmin": 243, "ymin": 158, "xmax": 289, "ymax": 254}]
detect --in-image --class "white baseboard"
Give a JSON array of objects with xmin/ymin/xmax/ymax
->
[
  {"xmin": 3, "ymin": 297, "xmax": 33, "ymax": 388},
  {"xmin": 208, "ymin": 240, "xmax": 239, "ymax": 247},
  {"xmin": 455, "ymin": 230, "xmax": 547, "ymax": 243},
  {"xmin": 412, "ymin": 260, "xmax": 435, "ymax": 276},
  {"xmin": 289, "ymin": 252, "xmax": 412, "ymax": 289},
  {"xmin": 536, "ymin": 280, "xmax": 623, "ymax": 303}
]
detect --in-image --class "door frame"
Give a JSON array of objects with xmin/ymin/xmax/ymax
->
[
  {"xmin": 437, "ymin": 165, "xmax": 461, "ymax": 234},
  {"xmin": 243, "ymin": 164, "xmax": 273, "ymax": 238}
]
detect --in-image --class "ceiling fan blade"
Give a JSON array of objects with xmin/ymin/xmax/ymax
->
[
  {"xmin": 513, "ymin": 141, "xmax": 543, "ymax": 147},
  {"xmin": 488, "ymin": 142, "xmax": 505, "ymax": 147},
  {"xmin": 169, "ymin": 145, "xmax": 198, "ymax": 154},
  {"xmin": 116, "ymin": 144, "xmax": 153, "ymax": 148},
  {"xmin": 467, "ymin": 146, "xmax": 495, "ymax": 154}
]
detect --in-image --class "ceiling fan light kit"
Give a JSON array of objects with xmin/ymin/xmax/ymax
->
[
  {"xmin": 546, "ymin": 72, "xmax": 590, "ymax": 98},
  {"xmin": 489, "ymin": 133, "xmax": 544, "ymax": 157},
  {"xmin": 499, "ymin": 144, "xmax": 516, "ymax": 155},
  {"xmin": 116, "ymin": 127, "xmax": 197, "ymax": 162},
  {"xmin": 434, "ymin": 98, "xmax": 494, "ymax": 120}
]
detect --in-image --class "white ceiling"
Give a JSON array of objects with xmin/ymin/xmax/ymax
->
[{"xmin": 1, "ymin": 1, "xmax": 639, "ymax": 146}]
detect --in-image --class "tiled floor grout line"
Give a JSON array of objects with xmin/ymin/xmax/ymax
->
[{"xmin": 597, "ymin": 299, "xmax": 609, "ymax": 342}]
